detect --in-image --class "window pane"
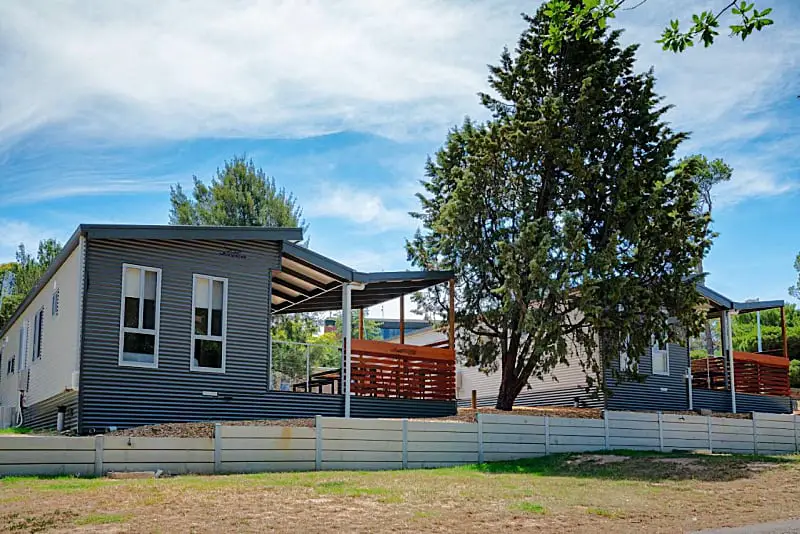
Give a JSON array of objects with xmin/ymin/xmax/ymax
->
[
  {"xmin": 143, "ymin": 298, "xmax": 156, "ymax": 330},
  {"xmin": 194, "ymin": 339, "xmax": 222, "ymax": 369},
  {"xmin": 195, "ymin": 277, "xmax": 210, "ymax": 308},
  {"xmin": 212, "ymin": 281, "xmax": 223, "ymax": 310},
  {"xmin": 122, "ymin": 332, "xmax": 155, "ymax": 364},
  {"xmin": 195, "ymin": 307, "xmax": 208, "ymax": 335},
  {"xmin": 124, "ymin": 297, "xmax": 140, "ymax": 328},
  {"xmin": 144, "ymin": 271, "xmax": 157, "ymax": 300},
  {"xmin": 124, "ymin": 267, "xmax": 141, "ymax": 298}
]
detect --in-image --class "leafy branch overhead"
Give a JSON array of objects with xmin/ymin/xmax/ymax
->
[{"xmin": 544, "ymin": 0, "xmax": 774, "ymax": 54}]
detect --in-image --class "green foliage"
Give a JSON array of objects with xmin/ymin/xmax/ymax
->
[
  {"xmin": 0, "ymin": 240, "xmax": 64, "ymax": 329},
  {"xmin": 731, "ymin": 305, "xmax": 800, "ymax": 361},
  {"xmin": 542, "ymin": 0, "xmax": 774, "ymax": 54},
  {"xmin": 789, "ymin": 252, "xmax": 800, "ymax": 300},
  {"xmin": 407, "ymin": 6, "xmax": 713, "ymax": 409},
  {"xmin": 677, "ymin": 155, "xmax": 733, "ymax": 215},
  {"xmin": 790, "ymin": 360, "xmax": 800, "ymax": 389},
  {"xmin": 169, "ymin": 155, "xmax": 308, "ymax": 238}
]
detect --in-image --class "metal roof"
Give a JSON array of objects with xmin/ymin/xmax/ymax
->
[
  {"xmin": 271, "ymin": 242, "xmax": 452, "ymax": 314},
  {"xmin": 696, "ymin": 283, "xmax": 784, "ymax": 314},
  {"xmin": 79, "ymin": 224, "xmax": 303, "ymax": 242}
]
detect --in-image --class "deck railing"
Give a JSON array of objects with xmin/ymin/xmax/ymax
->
[
  {"xmin": 692, "ymin": 351, "xmax": 790, "ymax": 397},
  {"xmin": 350, "ymin": 339, "xmax": 456, "ymax": 401}
]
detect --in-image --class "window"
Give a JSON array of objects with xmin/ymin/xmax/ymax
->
[
  {"xmin": 619, "ymin": 335, "xmax": 631, "ymax": 371},
  {"xmin": 6, "ymin": 355, "xmax": 13, "ymax": 375},
  {"xmin": 119, "ymin": 264, "xmax": 161, "ymax": 367},
  {"xmin": 18, "ymin": 321, "xmax": 29, "ymax": 371},
  {"xmin": 651, "ymin": 338, "xmax": 669, "ymax": 376},
  {"xmin": 32, "ymin": 308, "xmax": 44, "ymax": 361},
  {"xmin": 52, "ymin": 288, "xmax": 60, "ymax": 317},
  {"xmin": 191, "ymin": 274, "xmax": 227, "ymax": 372}
]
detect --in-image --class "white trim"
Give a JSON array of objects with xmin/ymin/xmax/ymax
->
[
  {"xmin": 117, "ymin": 263, "xmax": 162, "ymax": 369},
  {"xmin": 651, "ymin": 338, "xmax": 669, "ymax": 376},
  {"xmin": 190, "ymin": 273, "xmax": 228, "ymax": 373}
]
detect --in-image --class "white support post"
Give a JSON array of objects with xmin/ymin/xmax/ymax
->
[
  {"xmin": 544, "ymin": 416, "xmax": 550, "ymax": 455},
  {"xmin": 94, "ymin": 435, "xmax": 104, "ymax": 477},
  {"xmin": 315, "ymin": 415, "xmax": 323, "ymax": 471},
  {"xmin": 214, "ymin": 423, "xmax": 222, "ymax": 473},
  {"xmin": 752, "ymin": 412, "xmax": 758, "ymax": 455},
  {"xmin": 725, "ymin": 311, "xmax": 737, "ymax": 414},
  {"xmin": 658, "ymin": 412, "xmax": 664, "ymax": 453},
  {"xmin": 603, "ymin": 411, "xmax": 609, "ymax": 450},
  {"xmin": 707, "ymin": 415, "xmax": 713, "ymax": 453},
  {"xmin": 686, "ymin": 367, "xmax": 693, "ymax": 411},
  {"xmin": 305, "ymin": 344, "xmax": 311, "ymax": 393},
  {"xmin": 402, "ymin": 419, "xmax": 409, "ymax": 469},
  {"xmin": 477, "ymin": 412, "xmax": 484, "ymax": 464},
  {"xmin": 342, "ymin": 284, "xmax": 352, "ymax": 418}
]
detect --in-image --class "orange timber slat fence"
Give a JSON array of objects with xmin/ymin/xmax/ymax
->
[
  {"xmin": 350, "ymin": 339, "xmax": 456, "ymax": 401},
  {"xmin": 692, "ymin": 351, "xmax": 790, "ymax": 397}
]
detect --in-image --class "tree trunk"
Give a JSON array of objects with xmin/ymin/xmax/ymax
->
[{"xmin": 496, "ymin": 374, "xmax": 522, "ymax": 411}]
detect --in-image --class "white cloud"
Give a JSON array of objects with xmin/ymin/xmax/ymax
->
[
  {"xmin": 0, "ymin": 179, "xmax": 171, "ymax": 206},
  {"xmin": 305, "ymin": 183, "xmax": 416, "ymax": 233},
  {"xmin": 0, "ymin": 220, "xmax": 62, "ymax": 263},
  {"xmin": 0, "ymin": 0, "xmax": 525, "ymax": 145}
]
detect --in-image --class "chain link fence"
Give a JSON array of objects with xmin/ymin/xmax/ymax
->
[{"xmin": 270, "ymin": 340, "xmax": 342, "ymax": 393}]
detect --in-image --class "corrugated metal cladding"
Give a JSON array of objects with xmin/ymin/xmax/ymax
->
[
  {"xmin": 80, "ymin": 238, "xmax": 287, "ymax": 432},
  {"xmin": 457, "ymin": 337, "xmax": 606, "ymax": 409},
  {"xmin": 605, "ymin": 343, "xmax": 689, "ymax": 412},
  {"xmin": 457, "ymin": 387, "xmax": 604, "ymax": 409},
  {"xmin": 23, "ymin": 390, "xmax": 78, "ymax": 432},
  {"xmin": 350, "ymin": 397, "xmax": 457, "ymax": 418},
  {"xmin": 693, "ymin": 389, "xmax": 792, "ymax": 414}
]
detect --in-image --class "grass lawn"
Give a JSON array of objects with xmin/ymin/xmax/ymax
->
[{"xmin": 2, "ymin": 450, "xmax": 799, "ymax": 533}]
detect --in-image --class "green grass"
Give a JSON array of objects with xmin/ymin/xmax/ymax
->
[
  {"xmin": 315, "ymin": 479, "xmax": 395, "ymax": 498},
  {"xmin": 514, "ymin": 501, "xmax": 547, "ymax": 514},
  {"xmin": 0, "ymin": 427, "xmax": 32, "ymax": 434},
  {"xmin": 75, "ymin": 513, "xmax": 129, "ymax": 525}
]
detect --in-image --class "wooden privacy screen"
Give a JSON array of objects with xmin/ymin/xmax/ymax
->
[
  {"xmin": 692, "ymin": 352, "xmax": 790, "ymax": 397},
  {"xmin": 350, "ymin": 339, "xmax": 456, "ymax": 401}
]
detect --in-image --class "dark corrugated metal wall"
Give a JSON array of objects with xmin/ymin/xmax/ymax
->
[
  {"xmin": 605, "ymin": 343, "xmax": 690, "ymax": 412},
  {"xmin": 78, "ymin": 238, "xmax": 463, "ymax": 432},
  {"xmin": 79, "ymin": 238, "xmax": 287, "ymax": 432},
  {"xmin": 693, "ymin": 388, "xmax": 792, "ymax": 414},
  {"xmin": 351, "ymin": 397, "xmax": 456, "ymax": 418},
  {"xmin": 457, "ymin": 386, "xmax": 604, "ymax": 409},
  {"xmin": 23, "ymin": 390, "xmax": 78, "ymax": 432}
]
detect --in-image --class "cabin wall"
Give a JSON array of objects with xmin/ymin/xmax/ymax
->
[
  {"xmin": 0, "ymin": 245, "xmax": 82, "ymax": 430},
  {"xmin": 605, "ymin": 343, "xmax": 690, "ymax": 412},
  {"xmin": 79, "ymin": 238, "xmax": 284, "ymax": 432}
]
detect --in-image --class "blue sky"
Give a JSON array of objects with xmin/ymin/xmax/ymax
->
[{"xmin": 0, "ymin": 1, "xmax": 798, "ymax": 318}]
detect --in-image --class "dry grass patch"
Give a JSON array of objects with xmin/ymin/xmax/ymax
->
[{"xmin": 1, "ymin": 452, "xmax": 799, "ymax": 533}]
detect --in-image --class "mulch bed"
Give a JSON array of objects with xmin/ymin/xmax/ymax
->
[{"xmin": 105, "ymin": 405, "xmax": 750, "ymax": 438}]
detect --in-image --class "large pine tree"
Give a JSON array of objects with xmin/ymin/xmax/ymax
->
[{"xmin": 407, "ymin": 5, "xmax": 713, "ymax": 409}]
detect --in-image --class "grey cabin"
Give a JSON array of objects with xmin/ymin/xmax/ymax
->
[{"xmin": 0, "ymin": 225, "xmax": 457, "ymax": 433}]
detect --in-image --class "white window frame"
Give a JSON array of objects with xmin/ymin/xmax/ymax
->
[
  {"xmin": 190, "ymin": 273, "xmax": 228, "ymax": 374},
  {"xmin": 619, "ymin": 335, "xmax": 631, "ymax": 372},
  {"xmin": 31, "ymin": 308, "xmax": 43, "ymax": 361},
  {"xmin": 651, "ymin": 338, "xmax": 669, "ymax": 376},
  {"xmin": 118, "ymin": 263, "xmax": 162, "ymax": 369},
  {"xmin": 19, "ymin": 320, "xmax": 29, "ymax": 371}
]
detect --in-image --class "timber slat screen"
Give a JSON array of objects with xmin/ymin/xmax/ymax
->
[
  {"xmin": 350, "ymin": 339, "xmax": 456, "ymax": 401},
  {"xmin": 692, "ymin": 352, "xmax": 790, "ymax": 397}
]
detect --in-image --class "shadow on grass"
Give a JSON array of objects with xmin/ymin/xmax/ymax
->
[{"xmin": 459, "ymin": 450, "xmax": 799, "ymax": 483}]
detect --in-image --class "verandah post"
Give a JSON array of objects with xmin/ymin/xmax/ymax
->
[{"xmin": 342, "ymin": 284, "xmax": 352, "ymax": 418}]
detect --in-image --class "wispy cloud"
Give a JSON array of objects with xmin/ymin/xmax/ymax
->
[
  {"xmin": 0, "ymin": 0, "xmax": 524, "ymax": 146},
  {"xmin": 305, "ymin": 182, "xmax": 416, "ymax": 233},
  {"xmin": 0, "ymin": 179, "xmax": 171, "ymax": 206},
  {"xmin": 0, "ymin": 220, "xmax": 61, "ymax": 262}
]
